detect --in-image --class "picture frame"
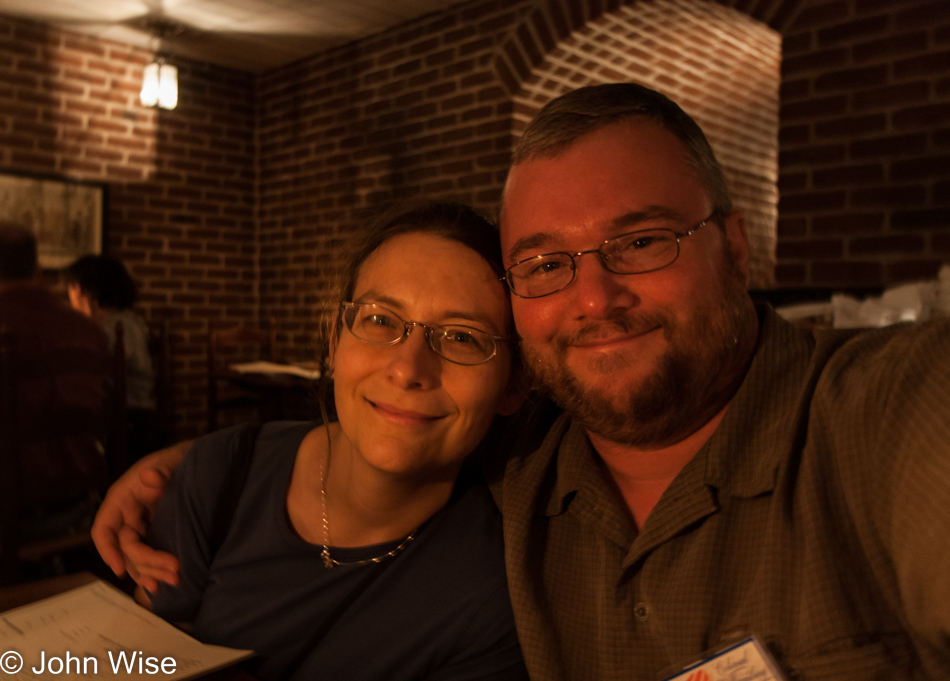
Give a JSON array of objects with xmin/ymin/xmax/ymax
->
[{"xmin": 0, "ymin": 171, "xmax": 105, "ymax": 269}]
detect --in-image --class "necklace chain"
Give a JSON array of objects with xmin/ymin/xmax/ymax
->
[{"xmin": 319, "ymin": 432, "xmax": 417, "ymax": 569}]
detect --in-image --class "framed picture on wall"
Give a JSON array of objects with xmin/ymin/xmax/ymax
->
[{"xmin": 0, "ymin": 171, "xmax": 105, "ymax": 269}]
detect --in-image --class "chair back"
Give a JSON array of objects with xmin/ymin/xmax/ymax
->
[
  {"xmin": 206, "ymin": 317, "xmax": 276, "ymax": 432},
  {"xmin": 148, "ymin": 320, "xmax": 174, "ymax": 438},
  {"xmin": 0, "ymin": 324, "xmax": 127, "ymax": 584}
]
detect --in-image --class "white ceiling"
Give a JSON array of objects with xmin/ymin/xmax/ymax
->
[{"xmin": 0, "ymin": 0, "xmax": 467, "ymax": 73}]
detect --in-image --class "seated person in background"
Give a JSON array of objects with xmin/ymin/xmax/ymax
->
[
  {"xmin": 135, "ymin": 203, "xmax": 528, "ymax": 680},
  {"xmin": 0, "ymin": 223, "xmax": 110, "ymax": 538},
  {"xmin": 65, "ymin": 254, "xmax": 166, "ymax": 460}
]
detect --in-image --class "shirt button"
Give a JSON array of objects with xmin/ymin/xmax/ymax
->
[{"xmin": 634, "ymin": 602, "xmax": 650, "ymax": 621}]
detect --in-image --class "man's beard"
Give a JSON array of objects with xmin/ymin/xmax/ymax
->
[{"xmin": 521, "ymin": 262, "xmax": 755, "ymax": 448}]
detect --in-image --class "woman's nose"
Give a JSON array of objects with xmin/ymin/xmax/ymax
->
[{"xmin": 386, "ymin": 326, "xmax": 441, "ymax": 390}]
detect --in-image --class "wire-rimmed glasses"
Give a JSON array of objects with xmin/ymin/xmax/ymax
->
[
  {"xmin": 504, "ymin": 212, "xmax": 717, "ymax": 299},
  {"xmin": 340, "ymin": 302, "xmax": 508, "ymax": 366}
]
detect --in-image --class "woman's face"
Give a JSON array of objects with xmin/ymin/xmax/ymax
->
[{"xmin": 332, "ymin": 231, "xmax": 521, "ymax": 480}]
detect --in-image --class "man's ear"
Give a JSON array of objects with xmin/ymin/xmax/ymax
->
[
  {"xmin": 497, "ymin": 366, "xmax": 529, "ymax": 416},
  {"xmin": 722, "ymin": 210, "xmax": 750, "ymax": 286}
]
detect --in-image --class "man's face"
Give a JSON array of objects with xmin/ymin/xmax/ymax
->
[{"xmin": 500, "ymin": 119, "xmax": 756, "ymax": 448}]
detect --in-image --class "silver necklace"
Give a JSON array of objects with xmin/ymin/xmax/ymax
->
[{"xmin": 319, "ymin": 433, "xmax": 417, "ymax": 569}]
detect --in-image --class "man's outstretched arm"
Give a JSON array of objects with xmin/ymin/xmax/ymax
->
[{"xmin": 91, "ymin": 441, "xmax": 192, "ymax": 592}]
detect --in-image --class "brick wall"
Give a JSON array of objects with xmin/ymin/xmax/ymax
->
[
  {"xmin": 0, "ymin": 15, "xmax": 257, "ymax": 436},
  {"xmin": 255, "ymin": 1, "xmax": 529, "ymax": 363},
  {"xmin": 778, "ymin": 0, "xmax": 950, "ymax": 286},
  {"xmin": 2, "ymin": 0, "xmax": 949, "ymax": 432}
]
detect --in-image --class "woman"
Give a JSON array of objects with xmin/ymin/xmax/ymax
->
[
  {"xmin": 65, "ymin": 254, "xmax": 166, "ymax": 459},
  {"xmin": 143, "ymin": 203, "xmax": 527, "ymax": 680}
]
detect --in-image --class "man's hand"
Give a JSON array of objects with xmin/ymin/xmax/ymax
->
[{"xmin": 91, "ymin": 442, "xmax": 191, "ymax": 592}]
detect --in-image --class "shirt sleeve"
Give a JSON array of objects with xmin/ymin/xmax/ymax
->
[
  {"xmin": 823, "ymin": 319, "xmax": 950, "ymax": 651},
  {"xmin": 874, "ymin": 320, "xmax": 950, "ymax": 649},
  {"xmin": 146, "ymin": 424, "xmax": 250, "ymax": 623}
]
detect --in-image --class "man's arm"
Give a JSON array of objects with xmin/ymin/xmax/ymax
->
[{"xmin": 91, "ymin": 440, "xmax": 192, "ymax": 592}]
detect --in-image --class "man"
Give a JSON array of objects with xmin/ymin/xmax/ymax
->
[
  {"xmin": 93, "ymin": 85, "xmax": 950, "ymax": 680},
  {"xmin": 0, "ymin": 223, "xmax": 111, "ymax": 532}
]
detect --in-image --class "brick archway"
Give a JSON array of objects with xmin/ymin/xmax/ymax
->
[{"xmin": 490, "ymin": 0, "xmax": 801, "ymax": 287}]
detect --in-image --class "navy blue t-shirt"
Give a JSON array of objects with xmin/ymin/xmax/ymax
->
[{"xmin": 149, "ymin": 421, "xmax": 527, "ymax": 681}]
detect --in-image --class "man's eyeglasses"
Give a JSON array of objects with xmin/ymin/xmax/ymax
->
[
  {"xmin": 340, "ymin": 302, "xmax": 508, "ymax": 366},
  {"xmin": 504, "ymin": 212, "xmax": 718, "ymax": 299}
]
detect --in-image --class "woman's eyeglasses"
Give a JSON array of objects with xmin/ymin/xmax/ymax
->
[{"xmin": 340, "ymin": 302, "xmax": 508, "ymax": 366}]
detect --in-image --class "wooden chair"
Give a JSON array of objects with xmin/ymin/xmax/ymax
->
[
  {"xmin": 206, "ymin": 317, "xmax": 277, "ymax": 432},
  {"xmin": 147, "ymin": 320, "xmax": 174, "ymax": 440},
  {"xmin": 0, "ymin": 325, "xmax": 127, "ymax": 585}
]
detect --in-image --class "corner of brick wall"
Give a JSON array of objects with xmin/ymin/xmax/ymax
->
[{"xmin": 778, "ymin": 0, "xmax": 950, "ymax": 288}]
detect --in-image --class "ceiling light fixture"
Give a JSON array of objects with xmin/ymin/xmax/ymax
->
[
  {"xmin": 140, "ymin": 56, "xmax": 177, "ymax": 109},
  {"xmin": 138, "ymin": 18, "xmax": 184, "ymax": 111}
]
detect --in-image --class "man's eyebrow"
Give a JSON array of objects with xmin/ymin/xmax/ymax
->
[
  {"xmin": 506, "ymin": 233, "xmax": 552, "ymax": 264},
  {"xmin": 506, "ymin": 206, "xmax": 685, "ymax": 263},
  {"xmin": 611, "ymin": 206, "xmax": 683, "ymax": 230}
]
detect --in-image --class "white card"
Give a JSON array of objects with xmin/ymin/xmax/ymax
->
[{"xmin": 663, "ymin": 636, "xmax": 788, "ymax": 681}]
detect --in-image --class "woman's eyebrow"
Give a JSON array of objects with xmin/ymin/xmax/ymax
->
[{"xmin": 356, "ymin": 291, "xmax": 503, "ymax": 333}]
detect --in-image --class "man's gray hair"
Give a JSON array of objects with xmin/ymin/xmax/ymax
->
[
  {"xmin": 0, "ymin": 222, "xmax": 38, "ymax": 282},
  {"xmin": 512, "ymin": 83, "xmax": 733, "ymax": 218}
]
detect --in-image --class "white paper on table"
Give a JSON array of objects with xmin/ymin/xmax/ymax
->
[
  {"xmin": 0, "ymin": 580, "xmax": 253, "ymax": 680},
  {"xmin": 228, "ymin": 361, "xmax": 320, "ymax": 380}
]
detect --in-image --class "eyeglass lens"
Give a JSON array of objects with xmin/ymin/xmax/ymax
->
[
  {"xmin": 507, "ymin": 228, "xmax": 680, "ymax": 298},
  {"xmin": 342, "ymin": 303, "xmax": 497, "ymax": 365}
]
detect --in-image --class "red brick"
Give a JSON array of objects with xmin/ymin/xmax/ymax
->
[
  {"xmin": 777, "ymin": 238, "xmax": 843, "ymax": 259},
  {"xmin": 814, "ymin": 65, "xmax": 888, "ymax": 92},
  {"xmin": 814, "ymin": 114, "xmax": 887, "ymax": 138},
  {"xmin": 852, "ymin": 185, "xmax": 928, "ymax": 207},
  {"xmin": 893, "ymin": 104, "xmax": 950, "ymax": 130},
  {"xmin": 782, "ymin": 48, "xmax": 849, "ymax": 76},
  {"xmin": 852, "ymin": 82, "xmax": 929, "ymax": 111},
  {"xmin": 894, "ymin": 50, "xmax": 950, "ymax": 78},
  {"xmin": 788, "ymin": 1, "xmax": 850, "ymax": 30},
  {"xmin": 886, "ymin": 259, "xmax": 944, "ymax": 282},
  {"xmin": 853, "ymin": 32, "xmax": 929, "ymax": 63},
  {"xmin": 812, "ymin": 213, "xmax": 885, "ymax": 235},
  {"xmin": 813, "ymin": 163, "xmax": 885, "ymax": 187},
  {"xmin": 892, "ymin": 209, "xmax": 950, "ymax": 230},
  {"xmin": 811, "ymin": 261, "xmax": 883, "ymax": 285},
  {"xmin": 850, "ymin": 134, "xmax": 928, "ymax": 158},
  {"xmin": 817, "ymin": 16, "xmax": 890, "ymax": 47},
  {"xmin": 779, "ymin": 191, "xmax": 847, "ymax": 212},
  {"xmin": 781, "ymin": 95, "xmax": 848, "ymax": 121},
  {"xmin": 849, "ymin": 235, "xmax": 925, "ymax": 255},
  {"xmin": 891, "ymin": 154, "xmax": 950, "ymax": 181},
  {"xmin": 779, "ymin": 144, "xmax": 847, "ymax": 167}
]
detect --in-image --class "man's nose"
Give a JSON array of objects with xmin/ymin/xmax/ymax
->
[{"xmin": 568, "ymin": 253, "xmax": 639, "ymax": 318}]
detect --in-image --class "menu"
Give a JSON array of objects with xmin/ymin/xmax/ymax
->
[{"xmin": 0, "ymin": 580, "xmax": 252, "ymax": 680}]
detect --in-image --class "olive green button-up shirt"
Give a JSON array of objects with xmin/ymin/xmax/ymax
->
[{"xmin": 491, "ymin": 309, "xmax": 950, "ymax": 681}]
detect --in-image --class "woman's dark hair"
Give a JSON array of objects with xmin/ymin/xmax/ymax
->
[
  {"xmin": 64, "ymin": 255, "xmax": 138, "ymax": 310},
  {"xmin": 339, "ymin": 201, "xmax": 506, "ymax": 303},
  {"xmin": 315, "ymin": 201, "xmax": 514, "ymax": 424}
]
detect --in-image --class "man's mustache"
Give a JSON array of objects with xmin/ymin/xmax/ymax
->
[{"xmin": 552, "ymin": 312, "xmax": 672, "ymax": 351}]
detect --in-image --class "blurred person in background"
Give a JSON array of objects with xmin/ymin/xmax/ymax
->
[{"xmin": 66, "ymin": 254, "xmax": 166, "ymax": 460}]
